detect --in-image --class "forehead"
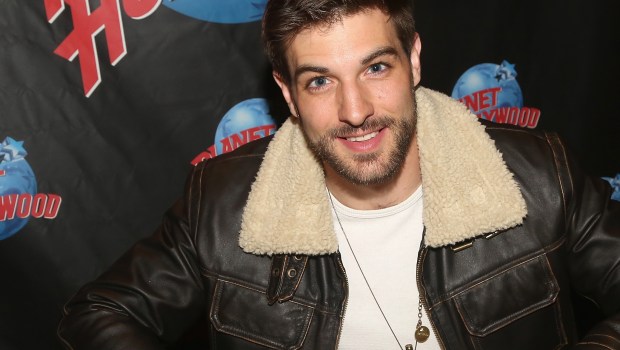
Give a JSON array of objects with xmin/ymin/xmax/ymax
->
[{"xmin": 285, "ymin": 9, "xmax": 401, "ymax": 73}]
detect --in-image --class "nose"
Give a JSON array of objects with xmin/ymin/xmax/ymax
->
[{"xmin": 337, "ymin": 80, "xmax": 374, "ymax": 126}]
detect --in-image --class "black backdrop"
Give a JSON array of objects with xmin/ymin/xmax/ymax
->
[{"xmin": 1, "ymin": 1, "xmax": 618, "ymax": 349}]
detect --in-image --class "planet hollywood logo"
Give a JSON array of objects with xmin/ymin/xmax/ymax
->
[
  {"xmin": 45, "ymin": 0, "xmax": 267, "ymax": 97},
  {"xmin": 452, "ymin": 60, "xmax": 541, "ymax": 128},
  {"xmin": 191, "ymin": 98, "xmax": 276, "ymax": 165},
  {"xmin": 0, "ymin": 137, "xmax": 62, "ymax": 240}
]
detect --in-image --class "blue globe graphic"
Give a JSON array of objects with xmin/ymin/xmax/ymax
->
[
  {"xmin": 163, "ymin": 0, "xmax": 267, "ymax": 23},
  {"xmin": 214, "ymin": 98, "xmax": 275, "ymax": 155},
  {"xmin": 603, "ymin": 174, "xmax": 620, "ymax": 201},
  {"xmin": 0, "ymin": 159, "xmax": 37, "ymax": 240},
  {"xmin": 452, "ymin": 61, "xmax": 523, "ymax": 118}
]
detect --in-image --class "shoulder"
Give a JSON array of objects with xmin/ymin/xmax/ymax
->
[
  {"xmin": 198, "ymin": 135, "xmax": 273, "ymax": 167},
  {"xmin": 481, "ymin": 119, "xmax": 563, "ymax": 165},
  {"xmin": 187, "ymin": 136, "xmax": 273, "ymax": 196},
  {"xmin": 193, "ymin": 135, "xmax": 273, "ymax": 177},
  {"xmin": 481, "ymin": 120, "xmax": 576, "ymax": 204}
]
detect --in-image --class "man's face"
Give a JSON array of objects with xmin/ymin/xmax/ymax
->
[{"xmin": 275, "ymin": 9, "xmax": 422, "ymax": 185}]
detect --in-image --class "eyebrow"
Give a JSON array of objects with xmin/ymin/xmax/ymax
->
[
  {"xmin": 293, "ymin": 65, "xmax": 329, "ymax": 82},
  {"xmin": 293, "ymin": 46, "xmax": 400, "ymax": 82},
  {"xmin": 360, "ymin": 46, "xmax": 399, "ymax": 66}
]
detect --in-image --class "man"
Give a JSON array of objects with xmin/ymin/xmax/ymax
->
[{"xmin": 59, "ymin": 0, "xmax": 620, "ymax": 349}]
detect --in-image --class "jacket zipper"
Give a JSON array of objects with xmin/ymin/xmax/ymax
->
[
  {"xmin": 334, "ymin": 253, "xmax": 349, "ymax": 350},
  {"xmin": 416, "ymin": 246, "xmax": 446, "ymax": 350}
]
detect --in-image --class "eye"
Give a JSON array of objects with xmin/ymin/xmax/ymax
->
[
  {"xmin": 367, "ymin": 63, "xmax": 388, "ymax": 74},
  {"xmin": 306, "ymin": 76, "xmax": 331, "ymax": 91},
  {"xmin": 308, "ymin": 76, "xmax": 329, "ymax": 88}
]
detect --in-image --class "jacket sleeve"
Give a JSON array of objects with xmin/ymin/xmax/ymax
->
[
  {"xmin": 551, "ymin": 134, "xmax": 620, "ymax": 349},
  {"xmin": 58, "ymin": 165, "xmax": 206, "ymax": 349}
]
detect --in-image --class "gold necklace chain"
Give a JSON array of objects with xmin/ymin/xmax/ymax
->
[{"xmin": 328, "ymin": 191, "xmax": 429, "ymax": 350}]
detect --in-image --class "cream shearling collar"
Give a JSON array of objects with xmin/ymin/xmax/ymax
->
[{"xmin": 239, "ymin": 87, "xmax": 527, "ymax": 255}]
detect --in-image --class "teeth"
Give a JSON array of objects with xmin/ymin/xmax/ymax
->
[{"xmin": 347, "ymin": 131, "xmax": 379, "ymax": 142}]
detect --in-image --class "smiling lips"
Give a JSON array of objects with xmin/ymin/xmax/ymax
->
[
  {"xmin": 346, "ymin": 131, "xmax": 379, "ymax": 142},
  {"xmin": 338, "ymin": 128, "xmax": 386, "ymax": 152}
]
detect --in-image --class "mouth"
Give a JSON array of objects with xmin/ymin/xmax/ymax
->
[
  {"xmin": 345, "ymin": 131, "xmax": 380, "ymax": 142},
  {"xmin": 336, "ymin": 127, "xmax": 387, "ymax": 153}
]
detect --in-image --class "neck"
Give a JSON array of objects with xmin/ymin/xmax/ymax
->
[{"xmin": 325, "ymin": 137, "xmax": 421, "ymax": 210}]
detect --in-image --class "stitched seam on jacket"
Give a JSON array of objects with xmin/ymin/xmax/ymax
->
[
  {"xmin": 190, "ymin": 161, "xmax": 206, "ymax": 239},
  {"xmin": 201, "ymin": 272, "xmax": 338, "ymax": 315},
  {"xmin": 584, "ymin": 333, "xmax": 620, "ymax": 345},
  {"xmin": 555, "ymin": 134, "xmax": 575, "ymax": 209},
  {"xmin": 545, "ymin": 132, "xmax": 569, "ymax": 230},
  {"xmin": 575, "ymin": 342, "xmax": 616, "ymax": 350},
  {"xmin": 205, "ymin": 153, "xmax": 265, "ymax": 166},
  {"xmin": 428, "ymin": 236, "xmax": 566, "ymax": 310},
  {"xmin": 429, "ymin": 250, "xmax": 546, "ymax": 307},
  {"xmin": 484, "ymin": 126, "xmax": 546, "ymax": 140}
]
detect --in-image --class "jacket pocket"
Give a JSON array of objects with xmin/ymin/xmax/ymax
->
[
  {"xmin": 209, "ymin": 279, "xmax": 314, "ymax": 350},
  {"xmin": 453, "ymin": 254, "xmax": 567, "ymax": 349}
]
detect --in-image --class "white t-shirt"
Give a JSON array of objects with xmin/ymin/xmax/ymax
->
[{"xmin": 330, "ymin": 187, "xmax": 441, "ymax": 350}]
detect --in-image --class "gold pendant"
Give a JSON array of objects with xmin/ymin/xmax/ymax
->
[{"xmin": 415, "ymin": 325, "xmax": 430, "ymax": 343}]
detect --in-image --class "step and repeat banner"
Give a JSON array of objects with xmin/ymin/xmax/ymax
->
[{"xmin": 1, "ymin": 1, "xmax": 618, "ymax": 348}]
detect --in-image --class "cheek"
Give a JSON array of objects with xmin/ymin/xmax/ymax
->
[
  {"xmin": 375, "ymin": 92, "xmax": 408, "ymax": 116},
  {"xmin": 388, "ymin": 80, "xmax": 415, "ymax": 110},
  {"xmin": 297, "ymin": 96, "xmax": 337, "ymax": 135},
  {"xmin": 369, "ymin": 78, "xmax": 411, "ymax": 107},
  {"xmin": 372, "ymin": 84, "xmax": 388, "ymax": 101}
]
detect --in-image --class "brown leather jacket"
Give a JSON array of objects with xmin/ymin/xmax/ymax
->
[{"xmin": 58, "ymin": 89, "xmax": 620, "ymax": 349}]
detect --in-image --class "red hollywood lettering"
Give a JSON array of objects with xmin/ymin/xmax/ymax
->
[
  {"xmin": 0, "ymin": 194, "xmax": 18, "ymax": 221},
  {"xmin": 528, "ymin": 108, "xmax": 541, "ymax": 128},
  {"xmin": 494, "ymin": 107, "xmax": 510, "ymax": 124},
  {"xmin": 480, "ymin": 109, "xmax": 494, "ymax": 121},
  {"xmin": 490, "ymin": 107, "xmax": 540, "ymax": 129},
  {"xmin": 521, "ymin": 107, "xmax": 541, "ymax": 128},
  {"xmin": 16, "ymin": 194, "xmax": 33, "ymax": 219},
  {"xmin": 44, "ymin": 194, "xmax": 63, "ymax": 219},
  {"xmin": 508, "ymin": 107, "xmax": 520, "ymax": 125},
  {"xmin": 31, "ymin": 193, "xmax": 48, "ymax": 218},
  {"xmin": 0, "ymin": 193, "xmax": 62, "ymax": 221}
]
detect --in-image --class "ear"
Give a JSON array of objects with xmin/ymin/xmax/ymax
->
[
  {"xmin": 273, "ymin": 72, "xmax": 299, "ymax": 117},
  {"xmin": 410, "ymin": 33, "xmax": 422, "ymax": 86}
]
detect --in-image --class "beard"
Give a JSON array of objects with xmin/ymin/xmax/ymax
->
[{"xmin": 304, "ymin": 96, "xmax": 417, "ymax": 186}]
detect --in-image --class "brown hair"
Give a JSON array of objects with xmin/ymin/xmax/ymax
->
[{"xmin": 262, "ymin": 0, "xmax": 416, "ymax": 84}]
